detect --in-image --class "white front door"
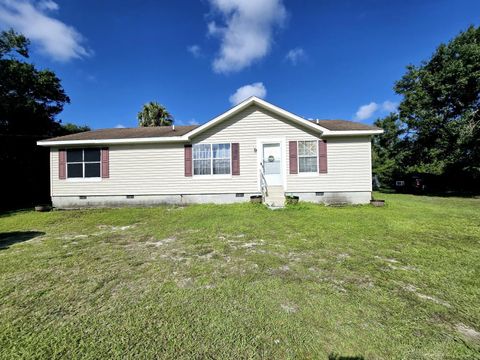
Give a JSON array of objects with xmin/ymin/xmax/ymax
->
[{"xmin": 262, "ymin": 143, "xmax": 282, "ymax": 186}]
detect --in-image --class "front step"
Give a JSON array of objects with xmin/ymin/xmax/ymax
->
[{"xmin": 264, "ymin": 186, "xmax": 285, "ymax": 208}]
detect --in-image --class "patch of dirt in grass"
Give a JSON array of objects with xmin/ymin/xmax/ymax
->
[
  {"xmin": 280, "ymin": 303, "xmax": 298, "ymax": 313},
  {"xmin": 329, "ymin": 279, "xmax": 347, "ymax": 293},
  {"xmin": 374, "ymin": 255, "xmax": 399, "ymax": 263},
  {"xmin": 347, "ymin": 275, "xmax": 375, "ymax": 289},
  {"xmin": 176, "ymin": 277, "xmax": 194, "ymax": 288},
  {"xmin": 198, "ymin": 284, "xmax": 216, "ymax": 289},
  {"xmin": 456, "ymin": 323, "xmax": 480, "ymax": 342},
  {"xmin": 98, "ymin": 224, "xmax": 137, "ymax": 231},
  {"xmin": 159, "ymin": 253, "xmax": 190, "ymax": 263},
  {"xmin": 336, "ymin": 253, "xmax": 350, "ymax": 261},
  {"xmin": 146, "ymin": 237, "xmax": 176, "ymax": 247},
  {"xmin": 403, "ymin": 284, "xmax": 451, "ymax": 308},
  {"xmin": 279, "ymin": 265, "xmax": 290, "ymax": 272},
  {"xmin": 198, "ymin": 249, "xmax": 217, "ymax": 260},
  {"xmin": 239, "ymin": 241, "xmax": 265, "ymax": 249},
  {"xmin": 375, "ymin": 256, "xmax": 419, "ymax": 271},
  {"xmin": 218, "ymin": 233, "xmax": 246, "ymax": 240},
  {"xmin": 388, "ymin": 264, "xmax": 419, "ymax": 271},
  {"xmin": 59, "ymin": 234, "xmax": 88, "ymax": 240}
]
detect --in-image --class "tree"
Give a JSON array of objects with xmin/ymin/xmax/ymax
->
[
  {"xmin": 396, "ymin": 26, "xmax": 480, "ymax": 176},
  {"xmin": 58, "ymin": 123, "xmax": 91, "ymax": 135},
  {"xmin": 0, "ymin": 29, "xmax": 70, "ymax": 136},
  {"xmin": 0, "ymin": 29, "xmax": 76, "ymax": 209},
  {"xmin": 137, "ymin": 101, "xmax": 173, "ymax": 127},
  {"xmin": 373, "ymin": 25, "xmax": 480, "ymax": 191},
  {"xmin": 372, "ymin": 113, "xmax": 406, "ymax": 185}
]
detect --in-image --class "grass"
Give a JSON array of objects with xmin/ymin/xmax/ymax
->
[{"xmin": 0, "ymin": 193, "xmax": 479, "ymax": 359}]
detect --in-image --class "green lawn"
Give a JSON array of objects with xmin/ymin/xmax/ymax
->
[{"xmin": 0, "ymin": 194, "xmax": 479, "ymax": 359}]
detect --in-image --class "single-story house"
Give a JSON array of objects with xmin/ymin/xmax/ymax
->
[{"xmin": 37, "ymin": 97, "xmax": 383, "ymax": 208}]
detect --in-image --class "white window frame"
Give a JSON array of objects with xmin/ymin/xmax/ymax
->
[
  {"xmin": 297, "ymin": 140, "xmax": 318, "ymax": 175},
  {"xmin": 66, "ymin": 148, "xmax": 102, "ymax": 181},
  {"xmin": 192, "ymin": 143, "xmax": 232, "ymax": 178}
]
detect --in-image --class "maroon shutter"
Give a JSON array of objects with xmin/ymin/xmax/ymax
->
[
  {"xmin": 59, "ymin": 149, "xmax": 66, "ymax": 179},
  {"xmin": 289, "ymin": 141, "xmax": 298, "ymax": 174},
  {"xmin": 232, "ymin": 143, "xmax": 240, "ymax": 175},
  {"xmin": 101, "ymin": 147, "xmax": 109, "ymax": 178},
  {"xmin": 319, "ymin": 139, "xmax": 328, "ymax": 173},
  {"xmin": 184, "ymin": 145, "xmax": 192, "ymax": 177}
]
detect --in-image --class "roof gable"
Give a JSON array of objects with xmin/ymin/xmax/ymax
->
[{"xmin": 187, "ymin": 96, "xmax": 331, "ymax": 139}]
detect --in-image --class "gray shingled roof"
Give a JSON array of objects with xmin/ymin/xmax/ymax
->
[
  {"xmin": 44, "ymin": 125, "xmax": 199, "ymax": 142},
  {"xmin": 309, "ymin": 120, "xmax": 381, "ymax": 131}
]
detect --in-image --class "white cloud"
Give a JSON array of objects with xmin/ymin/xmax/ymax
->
[
  {"xmin": 382, "ymin": 100, "xmax": 398, "ymax": 112},
  {"xmin": 355, "ymin": 102, "xmax": 379, "ymax": 121},
  {"xmin": 354, "ymin": 100, "xmax": 399, "ymax": 121},
  {"xmin": 187, "ymin": 44, "xmax": 201, "ymax": 58},
  {"xmin": 0, "ymin": 0, "xmax": 92, "ymax": 61},
  {"xmin": 207, "ymin": 0, "xmax": 287, "ymax": 73},
  {"xmin": 285, "ymin": 47, "xmax": 305, "ymax": 65},
  {"xmin": 115, "ymin": 124, "xmax": 126, "ymax": 128},
  {"xmin": 37, "ymin": 0, "xmax": 57, "ymax": 11},
  {"xmin": 229, "ymin": 82, "xmax": 266, "ymax": 106}
]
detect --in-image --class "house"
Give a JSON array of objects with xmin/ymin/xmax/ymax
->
[{"xmin": 37, "ymin": 97, "xmax": 383, "ymax": 208}]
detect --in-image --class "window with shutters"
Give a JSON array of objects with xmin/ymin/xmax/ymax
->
[
  {"xmin": 298, "ymin": 141, "xmax": 318, "ymax": 173},
  {"xmin": 66, "ymin": 148, "xmax": 101, "ymax": 178},
  {"xmin": 193, "ymin": 143, "xmax": 231, "ymax": 175}
]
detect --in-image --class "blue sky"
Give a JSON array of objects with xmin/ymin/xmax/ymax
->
[{"xmin": 1, "ymin": 0, "xmax": 479, "ymax": 129}]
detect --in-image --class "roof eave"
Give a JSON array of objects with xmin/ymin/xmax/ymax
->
[
  {"xmin": 322, "ymin": 129, "xmax": 384, "ymax": 137},
  {"xmin": 37, "ymin": 136, "xmax": 190, "ymax": 147}
]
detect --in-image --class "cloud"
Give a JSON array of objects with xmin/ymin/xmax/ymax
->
[
  {"xmin": 37, "ymin": 0, "xmax": 57, "ymax": 11},
  {"xmin": 115, "ymin": 124, "xmax": 126, "ymax": 128},
  {"xmin": 229, "ymin": 82, "xmax": 266, "ymax": 105},
  {"xmin": 0, "ymin": 0, "xmax": 92, "ymax": 61},
  {"xmin": 355, "ymin": 102, "xmax": 379, "ymax": 121},
  {"xmin": 285, "ymin": 47, "xmax": 306, "ymax": 65},
  {"xmin": 354, "ymin": 100, "xmax": 399, "ymax": 121},
  {"xmin": 207, "ymin": 0, "xmax": 287, "ymax": 73},
  {"xmin": 382, "ymin": 100, "xmax": 398, "ymax": 112},
  {"xmin": 187, "ymin": 44, "xmax": 201, "ymax": 58}
]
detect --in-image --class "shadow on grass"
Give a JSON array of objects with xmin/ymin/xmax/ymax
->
[
  {"xmin": 0, "ymin": 208, "xmax": 33, "ymax": 218},
  {"xmin": 375, "ymin": 189, "xmax": 479, "ymax": 198},
  {"xmin": 328, "ymin": 354, "xmax": 364, "ymax": 360},
  {"xmin": 0, "ymin": 231, "xmax": 45, "ymax": 250}
]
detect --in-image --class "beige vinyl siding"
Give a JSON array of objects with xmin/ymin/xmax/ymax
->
[{"xmin": 51, "ymin": 105, "xmax": 372, "ymax": 196}]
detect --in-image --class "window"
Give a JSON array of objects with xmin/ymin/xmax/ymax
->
[
  {"xmin": 298, "ymin": 141, "xmax": 317, "ymax": 173},
  {"xmin": 193, "ymin": 143, "xmax": 231, "ymax": 175},
  {"xmin": 67, "ymin": 148, "xmax": 101, "ymax": 178}
]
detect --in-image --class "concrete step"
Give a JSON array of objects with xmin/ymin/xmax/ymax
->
[
  {"xmin": 264, "ymin": 186, "xmax": 285, "ymax": 208},
  {"xmin": 265, "ymin": 197, "xmax": 285, "ymax": 207}
]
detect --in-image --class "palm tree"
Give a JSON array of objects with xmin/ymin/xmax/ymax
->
[{"xmin": 137, "ymin": 101, "xmax": 174, "ymax": 127}]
